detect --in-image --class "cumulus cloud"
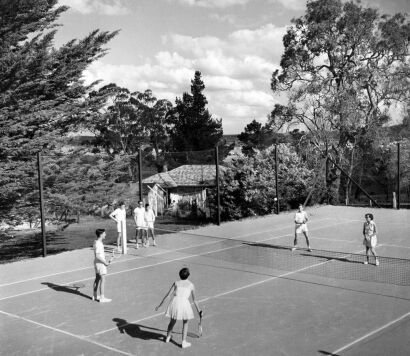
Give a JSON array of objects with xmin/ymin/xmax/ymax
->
[
  {"xmin": 269, "ymin": 0, "xmax": 306, "ymax": 11},
  {"xmin": 167, "ymin": 0, "xmax": 251, "ymax": 8},
  {"xmin": 83, "ymin": 23, "xmax": 285, "ymax": 133},
  {"xmin": 59, "ymin": 0, "xmax": 129, "ymax": 15},
  {"xmin": 209, "ymin": 13, "xmax": 237, "ymax": 25}
]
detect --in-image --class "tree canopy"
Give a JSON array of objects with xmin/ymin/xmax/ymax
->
[
  {"xmin": 270, "ymin": 0, "xmax": 410, "ymax": 202},
  {"xmin": 0, "ymin": 0, "xmax": 118, "ymax": 219},
  {"xmin": 168, "ymin": 71, "xmax": 223, "ymax": 151}
]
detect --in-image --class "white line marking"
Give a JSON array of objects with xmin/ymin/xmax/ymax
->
[
  {"xmin": 380, "ymin": 243, "xmax": 410, "ymax": 250},
  {"xmin": 0, "ymin": 309, "xmax": 134, "ymax": 356},
  {"xmin": 0, "ymin": 219, "xmax": 358, "ymax": 301},
  {"xmin": 93, "ymin": 248, "xmax": 363, "ymax": 337},
  {"xmin": 331, "ymin": 311, "xmax": 410, "ymax": 355},
  {"xmin": 0, "ymin": 219, "xmax": 333, "ymax": 287}
]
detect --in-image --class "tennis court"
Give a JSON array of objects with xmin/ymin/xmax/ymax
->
[{"xmin": 1, "ymin": 205, "xmax": 410, "ymax": 355}]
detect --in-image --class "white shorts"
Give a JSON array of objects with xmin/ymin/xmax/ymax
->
[
  {"xmin": 363, "ymin": 235, "xmax": 377, "ymax": 248},
  {"xmin": 116, "ymin": 222, "xmax": 122, "ymax": 233},
  {"xmin": 146, "ymin": 222, "xmax": 154, "ymax": 229},
  {"xmin": 295, "ymin": 223, "xmax": 308, "ymax": 234},
  {"xmin": 95, "ymin": 262, "xmax": 107, "ymax": 275}
]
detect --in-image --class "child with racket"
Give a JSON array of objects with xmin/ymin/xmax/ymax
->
[
  {"xmin": 155, "ymin": 267, "xmax": 202, "ymax": 348},
  {"xmin": 292, "ymin": 203, "xmax": 312, "ymax": 252},
  {"xmin": 93, "ymin": 228, "xmax": 112, "ymax": 303},
  {"xmin": 363, "ymin": 213, "xmax": 380, "ymax": 266}
]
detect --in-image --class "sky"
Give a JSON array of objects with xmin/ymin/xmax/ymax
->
[{"xmin": 55, "ymin": 0, "xmax": 410, "ymax": 134}]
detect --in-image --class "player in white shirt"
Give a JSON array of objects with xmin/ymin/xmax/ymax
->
[
  {"xmin": 133, "ymin": 200, "xmax": 147, "ymax": 248},
  {"xmin": 292, "ymin": 203, "xmax": 312, "ymax": 252},
  {"xmin": 93, "ymin": 229, "xmax": 111, "ymax": 303},
  {"xmin": 109, "ymin": 202, "xmax": 127, "ymax": 251},
  {"xmin": 144, "ymin": 203, "xmax": 156, "ymax": 246}
]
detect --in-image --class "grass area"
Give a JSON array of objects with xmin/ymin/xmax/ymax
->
[{"xmin": 0, "ymin": 215, "xmax": 208, "ymax": 264}]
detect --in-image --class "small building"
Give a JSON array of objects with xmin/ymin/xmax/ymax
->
[{"xmin": 142, "ymin": 164, "xmax": 219, "ymax": 218}]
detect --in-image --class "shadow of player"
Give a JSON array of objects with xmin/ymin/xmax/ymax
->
[
  {"xmin": 41, "ymin": 282, "xmax": 91, "ymax": 300},
  {"xmin": 113, "ymin": 318, "xmax": 167, "ymax": 341}
]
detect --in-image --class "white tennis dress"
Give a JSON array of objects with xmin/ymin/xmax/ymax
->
[{"xmin": 166, "ymin": 280, "xmax": 195, "ymax": 320}]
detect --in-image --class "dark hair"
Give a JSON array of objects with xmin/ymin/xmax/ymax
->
[
  {"xmin": 365, "ymin": 213, "xmax": 374, "ymax": 220},
  {"xmin": 118, "ymin": 201, "xmax": 125, "ymax": 206},
  {"xmin": 179, "ymin": 267, "xmax": 190, "ymax": 280},
  {"xmin": 95, "ymin": 228, "xmax": 106, "ymax": 237},
  {"xmin": 145, "ymin": 203, "xmax": 150, "ymax": 208}
]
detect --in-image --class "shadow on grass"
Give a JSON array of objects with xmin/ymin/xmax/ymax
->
[
  {"xmin": 0, "ymin": 232, "xmax": 68, "ymax": 264},
  {"xmin": 319, "ymin": 351, "xmax": 341, "ymax": 356}
]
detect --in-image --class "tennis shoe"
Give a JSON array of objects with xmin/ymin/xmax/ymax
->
[
  {"xmin": 308, "ymin": 247, "xmax": 312, "ymax": 252},
  {"xmin": 92, "ymin": 295, "xmax": 99, "ymax": 302},
  {"xmin": 363, "ymin": 261, "xmax": 369, "ymax": 265},
  {"xmin": 153, "ymin": 241, "xmax": 157, "ymax": 246},
  {"xmin": 291, "ymin": 247, "xmax": 297, "ymax": 251},
  {"xmin": 181, "ymin": 341, "xmax": 191, "ymax": 348},
  {"xmin": 375, "ymin": 259, "xmax": 380, "ymax": 266},
  {"xmin": 136, "ymin": 243, "xmax": 139, "ymax": 249},
  {"xmin": 165, "ymin": 335, "xmax": 171, "ymax": 343},
  {"xmin": 99, "ymin": 297, "xmax": 112, "ymax": 303}
]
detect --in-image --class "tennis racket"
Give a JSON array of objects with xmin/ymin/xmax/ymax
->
[
  {"xmin": 109, "ymin": 248, "xmax": 121, "ymax": 263},
  {"xmin": 198, "ymin": 310, "xmax": 203, "ymax": 337}
]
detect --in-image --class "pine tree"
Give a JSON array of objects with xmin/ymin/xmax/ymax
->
[{"xmin": 168, "ymin": 71, "xmax": 223, "ymax": 152}]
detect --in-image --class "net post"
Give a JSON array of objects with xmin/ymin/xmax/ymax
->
[
  {"xmin": 139, "ymin": 147, "xmax": 143, "ymax": 202},
  {"xmin": 215, "ymin": 146, "xmax": 221, "ymax": 225},
  {"xmin": 397, "ymin": 142, "xmax": 400, "ymax": 210},
  {"xmin": 121, "ymin": 220, "xmax": 127, "ymax": 254},
  {"xmin": 37, "ymin": 151, "xmax": 47, "ymax": 257},
  {"xmin": 275, "ymin": 144, "xmax": 280, "ymax": 214}
]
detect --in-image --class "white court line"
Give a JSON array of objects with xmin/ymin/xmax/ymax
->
[
  {"xmin": 0, "ymin": 309, "xmax": 134, "ymax": 356},
  {"xmin": 331, "ymin": 310, "xmax": 410, "ymax": 355},
  {"xmin": 380, "ymin": 243, "xmax": 410, "ymax": 250},
  {"xmin": 0, "ymin": 219, "xmax": 360, "ymax": 302},
  {"xmin": 0, "ymin": 220, "xmax": 331, "ymax": 288},
  {"xmin": 93, "ymin": 247, "xmax": 364, "ymax": 337}
]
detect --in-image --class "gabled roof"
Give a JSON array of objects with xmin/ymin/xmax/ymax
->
[
  {"xmin": 142, "ymin": 172, "xmax": 177, "ymax": 188},
  {"xmin": 142, "ymin": 164, "xmax": 218, "ymax": 187}
]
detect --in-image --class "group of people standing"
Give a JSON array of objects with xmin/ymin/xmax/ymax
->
[{"xmin": 109, "ymin": 200, "xmax": 156, "ymax": 251}]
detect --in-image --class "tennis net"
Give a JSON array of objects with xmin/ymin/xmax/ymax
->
[{"xmin": 155, "ymin": 228, "xmax": 410, "ymax": 286}]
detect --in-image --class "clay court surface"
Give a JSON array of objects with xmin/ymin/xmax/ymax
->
[{"xmin": 1, "ymin": 205, "xmax": 410, "ymax": 356}]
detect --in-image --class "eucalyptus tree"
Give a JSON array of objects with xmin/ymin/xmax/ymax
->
[{"xmin": 270, "ymin": 0, "xmax": 410, "ymax": 202}]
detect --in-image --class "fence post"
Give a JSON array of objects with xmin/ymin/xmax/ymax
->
[
  {"xmin": 275, "ymin": 144, "xmax": 280, "ymax": 214},
  {"xmin": 37, "ymin": 152, "xmax": 47, "ymax": 257},
  {"xmin": 397, "ymin": 142, "xmax": 400, "ymax": 210},
  {"xmin": 215, "ymin": 146, "xmax": 221, "ymax": 225},
  {"xmin": 139, "ymin": 147, "xmax": 143, "ymax": 202}
]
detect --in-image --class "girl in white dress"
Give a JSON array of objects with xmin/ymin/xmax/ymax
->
[
  {"xmin": 363, "ymin": 213, "xmax": 380, "ymax": 266},
  {"xmin": 155, "ymin": 268, "xmax": 201, "ymax": 348}
]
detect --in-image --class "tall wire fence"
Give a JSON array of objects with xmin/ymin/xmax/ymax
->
[{"xmin": 1, "ymin": 138, "xmax": 409, "ymax": 263}]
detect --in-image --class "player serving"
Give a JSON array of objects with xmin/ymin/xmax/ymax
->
[{"xmin": 292, "ymin": 203, "xmax": 312, "ymax": 252}]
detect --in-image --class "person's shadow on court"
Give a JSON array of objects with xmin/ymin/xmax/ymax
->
[
  {"xmin": 42, "ymin": 282, "xmax": 92, "ymax": 300},
  {"xmin": 113, "ymin": 318, "xmax": 173, "ymax": 344}
]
